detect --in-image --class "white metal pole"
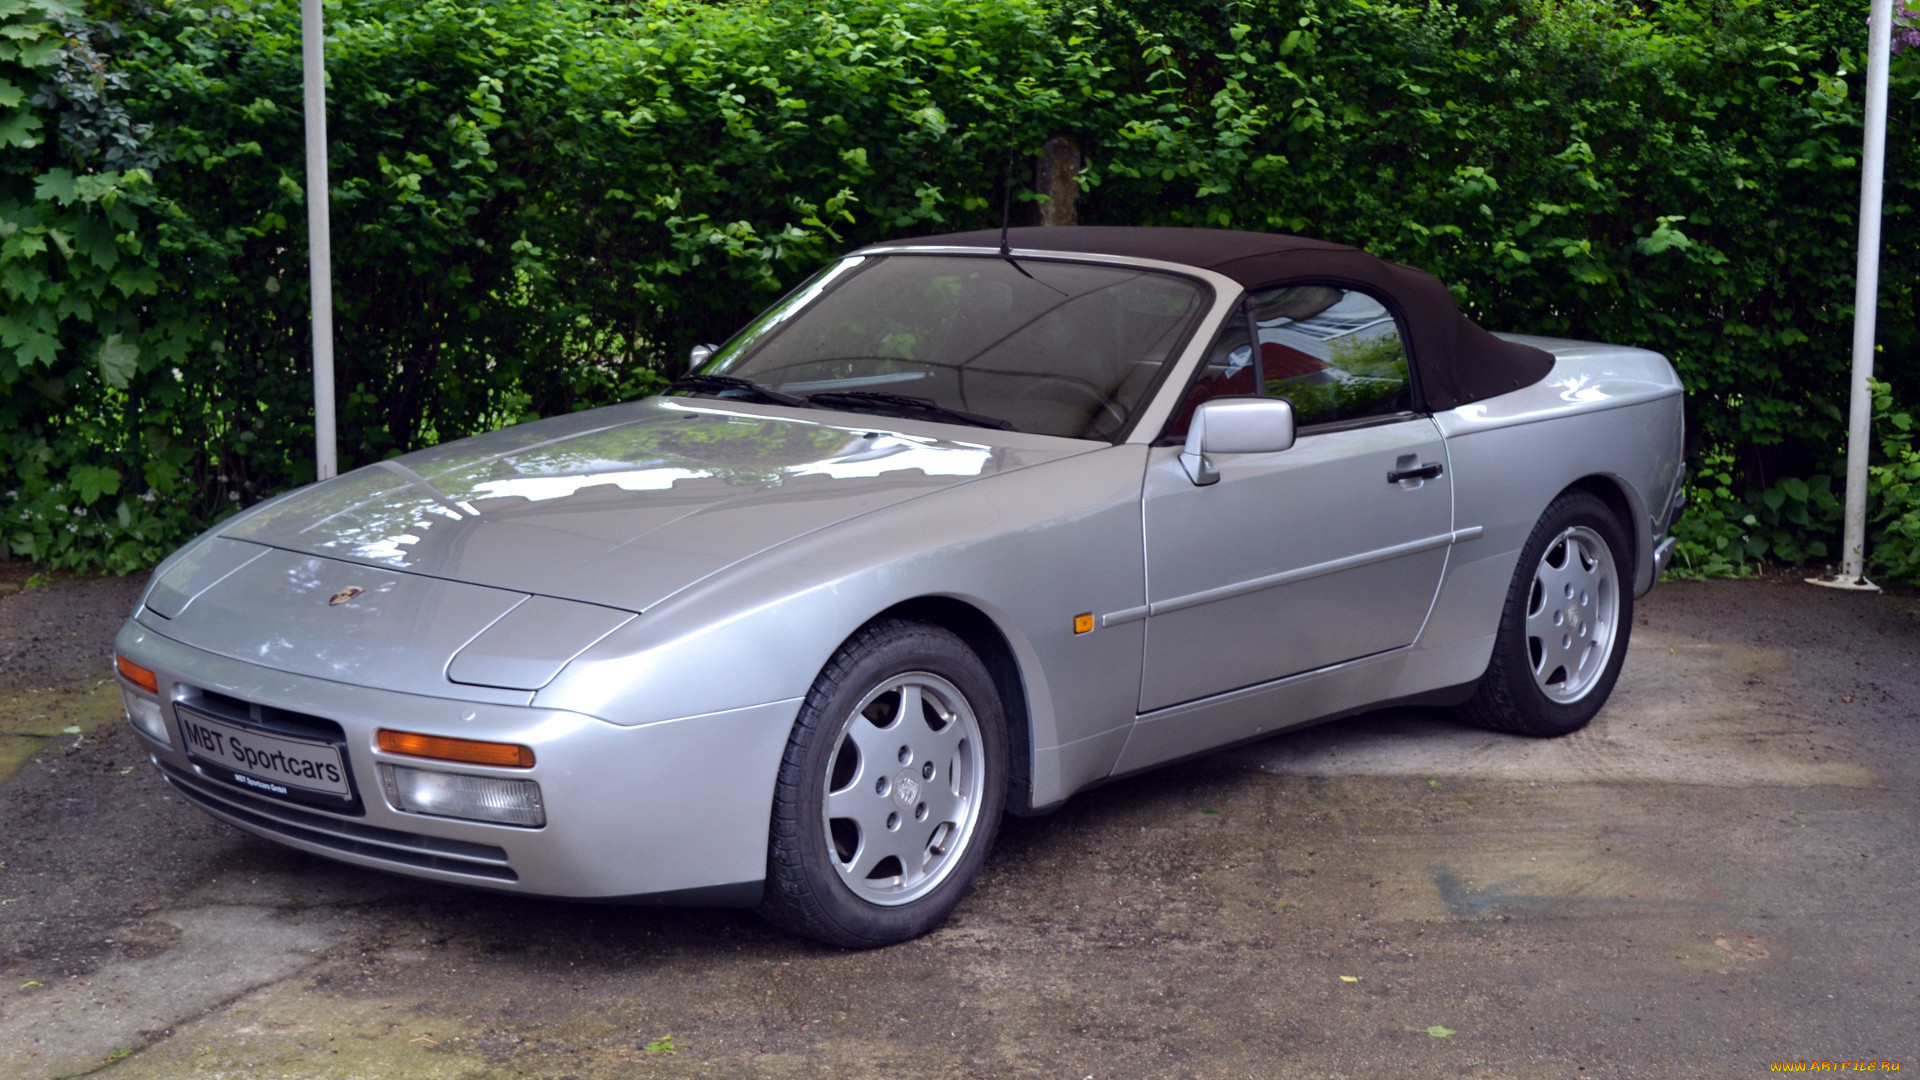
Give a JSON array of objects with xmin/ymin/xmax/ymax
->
[
  {"xmin": 1814, "ymin": 0, "xmax": 1891, "ymax": 592},
  {"xmin": 301, "ymin": 0, "xmax": 338, "ymax": 481}
]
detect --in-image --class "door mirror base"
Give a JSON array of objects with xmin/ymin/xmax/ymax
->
[{"xmin": 1179, "ymin": 450, "xmax": 1219, "ymax": 486}]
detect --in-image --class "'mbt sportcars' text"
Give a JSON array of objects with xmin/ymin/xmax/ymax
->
[{"xmin": 177, "ymin": 712, "xmax": 347, "ymax": 795}]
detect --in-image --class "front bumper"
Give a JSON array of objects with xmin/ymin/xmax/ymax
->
[{"xmin": 115, "ymin": 619, "xmax": 797, "ymax": 904}]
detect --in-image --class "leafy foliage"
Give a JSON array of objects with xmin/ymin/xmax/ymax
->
[
  {"xmin": 0, "ymin": 0, "xmax": 1916, "ymax": 581},
  {"xmin": 1073, "ymin": 0, "xmax": 1913, "ymax": 467},
  {"xmin": 1667, "ymin": 449, "xmax": 1842, "ymax": 579},
  {"xmin": 1670, "ymin": 383, "xmax": 1920, "ymax": 582},
  {"xmin": 1, "ymin": 0, "xmax": 202, "ymax": 572},
  {"xmin": 1866, "ymin": 380, "xmax": 1920, "ymax": 580}
]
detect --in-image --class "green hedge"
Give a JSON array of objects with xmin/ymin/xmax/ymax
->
[{"xmin": 2, "ymin": 0, "xmax": 1916, "ymax": 578}]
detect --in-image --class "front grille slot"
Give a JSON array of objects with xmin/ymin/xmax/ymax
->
[
  {"xmin": 185, "ymin": 688, "xmax": 348, "ymax": 743},
  {"xmin": 158, "ymin": 758, "xmax": 516, "ymax": 883}
]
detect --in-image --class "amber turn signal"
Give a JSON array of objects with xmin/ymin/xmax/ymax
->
[
  {"xmin": 115, "ymin": 654, "xmax": 159, "ymax": 694},
  {"xmin": 1073, "ymin": 613, "xmax": 1094, "ymax": 635},
  {"xmin": 376, "ymin": 729, "xmax": 535, "ymax": 768}
]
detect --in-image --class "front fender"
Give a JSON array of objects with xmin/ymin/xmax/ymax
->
[{"xmin": 535, "ymin": 445, "xmax": 1153, "ymax": 807}]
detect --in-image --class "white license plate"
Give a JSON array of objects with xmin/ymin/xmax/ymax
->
[{"xmin": 175, "ymin": 707, "xmax": 352, "ymax": 799}]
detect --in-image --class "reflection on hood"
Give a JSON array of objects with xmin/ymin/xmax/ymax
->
[
  {"xmin": 788, "ymin": 434, "xmax": 994, "ymax": 480},
  {"xmin": 461, "ymin": 433, "xmax": 993, "ymax": 507},
  {"xmin": 469, "ymin": 466, "xmax": 708, "ymax": 504},
  {"xmin": 220, "ymin": 398, "xmax": 1072, "ymax": 612}
]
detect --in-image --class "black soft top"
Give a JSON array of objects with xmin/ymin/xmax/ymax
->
[{"xmin": 890, "ymin": 226, "xmax": 1553, "ymax": 412}]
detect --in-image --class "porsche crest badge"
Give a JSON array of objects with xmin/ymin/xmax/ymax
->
[{"xmin": 328, "ymin": 585, "xmax": 366, "ymax": 606}]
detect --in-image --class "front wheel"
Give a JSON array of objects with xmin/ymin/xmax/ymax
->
[
  {"xmin": 1459, "ymin": 490, "xmax": 1633, "ymax": 737},
  {"xmin": 759, "ymin": 619, "xmax": 1008, "ymax": 948}
]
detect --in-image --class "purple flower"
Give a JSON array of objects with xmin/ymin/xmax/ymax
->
[{"xmin": 1876, "ymin": 1, "xmax": 1920, "ymax": 54}]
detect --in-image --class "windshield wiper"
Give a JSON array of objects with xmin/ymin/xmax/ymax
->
[
  {"xmin": 807, "ymin": 391, "xmax": 1015, "ymax": 431},
  {"xmin": 666, "ymin": 374, "xmax": 812, "ymax": 409}
]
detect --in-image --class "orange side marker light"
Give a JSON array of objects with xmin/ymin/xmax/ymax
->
[
  {"xmin": 115, "ymin": 654, "xmax": 159, "ymax": 694},
  {"xmin": 1073, "ymin": 613, "xmax": 1095, "ymax": 635}
]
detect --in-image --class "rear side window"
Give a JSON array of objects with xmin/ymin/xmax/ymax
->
[{"xmin": 1248, "ymin": 284, "xmax": 1411, "ymax": 428}]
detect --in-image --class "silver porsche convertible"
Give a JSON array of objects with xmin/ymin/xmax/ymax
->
[{"xmin": 113, "ymin": 227, "xmax": 1685, "ymax": 947}]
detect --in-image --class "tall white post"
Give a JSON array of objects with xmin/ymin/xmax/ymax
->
[
  {"xmin": 301, "ymin": 0, "xmax": 338, "ymax": 481},
  {"xmin": 1814, "ymin": 0, "xmax": 1892, "ymax": 592}
]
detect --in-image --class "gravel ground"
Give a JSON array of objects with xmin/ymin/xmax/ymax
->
[
  {"xmin": 0, "ymin": 564, "xmax": 142, "ymax": 690},
  {"xmin": 0, "ymin": 569, "xmax": 1915, "ymax": 1079}
]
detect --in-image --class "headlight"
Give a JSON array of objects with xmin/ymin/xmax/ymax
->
[
  {"xmin": 121, "ymin": 688, "xmax": 170, "ymax": 747},
  {"xmin": 380, "ymin": 764, "xmax": 545, "ymax": 828}
]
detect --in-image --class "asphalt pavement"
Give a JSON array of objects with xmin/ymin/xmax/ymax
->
[{"xmin": 0, "ymin": 566, "xmax": 1915, "ymax": 1079}]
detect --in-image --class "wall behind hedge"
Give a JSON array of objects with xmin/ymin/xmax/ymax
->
[{"xmin": 2, "ymin": 0, "xmax": 1915, "ymax": 576}]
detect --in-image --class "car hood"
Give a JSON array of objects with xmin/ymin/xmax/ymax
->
[{"xmin": 217, "ymin": 396, "xmax": 1090, "ymax": 613}]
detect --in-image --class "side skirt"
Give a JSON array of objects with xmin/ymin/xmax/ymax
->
[
  {"xmin": 1111, "ymin": 640, "xmax": 1486, "ymax": 777},
  {"xmin": 1101, "ymin": 678, "xmax": 1481, "ymax": 785}
]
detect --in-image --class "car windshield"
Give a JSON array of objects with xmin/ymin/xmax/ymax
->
[{"xmin": 690, "ymin": 254, "xmax": 1210, "ymax": 440}]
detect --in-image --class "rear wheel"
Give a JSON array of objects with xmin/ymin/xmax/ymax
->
[
  {"xmin": 759, "ymin": 619, "xmax": 1008, "ymax": 948},
  {"xmin": 1459, "ymin": 490, "xmax": 1633, "ymax": 737}
]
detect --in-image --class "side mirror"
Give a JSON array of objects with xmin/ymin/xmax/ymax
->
[
  {"xmin": 1180, "ymin": 397, "xmax": 1295, "ymax": 486},
  {"xmin": 688, "ymin": 342, "xmax": 720, "ymax": 369}
]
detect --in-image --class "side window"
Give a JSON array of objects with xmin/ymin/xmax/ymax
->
[
  {"xmin": 1247, "ymin": 284, "xmax": 1411, "ymax": 428},
  {"xmin": 1165, "ymin": 307, "xmax": 1254, "ymax": 440}
]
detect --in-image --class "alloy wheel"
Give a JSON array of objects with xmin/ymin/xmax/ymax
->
[
  {"xmin": 820, "ymin": 672, "xmax": 986, "ymax": 906},
  {"xmin": 1524, "ymin": 524, "xmax": 1621, "ymax": 704}
]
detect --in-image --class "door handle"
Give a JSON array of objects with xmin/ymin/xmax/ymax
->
[{"xmin": 1387, "ymin": 462, "xmax": 1443, "ymax": 484}]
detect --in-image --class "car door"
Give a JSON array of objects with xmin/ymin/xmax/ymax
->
[{"xmin": 1136, "ymin": 283, "xmax": 1453, "ymax": 713}]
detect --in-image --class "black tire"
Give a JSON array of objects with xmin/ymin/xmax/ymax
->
[
  {"xmin": 1459, "ymin": 490, "xmax": 1634, "ymax": 737},
  {"xmin": 758, "ymin": 618, "xmax": 1009, "ymax": 948}
]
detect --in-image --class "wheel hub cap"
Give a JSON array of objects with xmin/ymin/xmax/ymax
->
[
  {"xmin": 891, "ymin": 771, "xmax": 921, "ymax": 810},
  {"xmin": 1524, "ymin": 524, "xmax": 1621, "ymax": 704}
]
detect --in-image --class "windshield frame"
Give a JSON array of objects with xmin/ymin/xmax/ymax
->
[{"xmin": 686, "ymin": 251, "xmax": 1219, "ymax": 444}]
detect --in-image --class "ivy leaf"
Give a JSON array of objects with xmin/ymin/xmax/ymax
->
[
  {"xmin": 95, "ymin": 333, "xmax": 139, "ymax": 388},
  {"xmin": 74, "ymin": 217, "xmax": 120, "ymax": 271},
  {"xmin": 0, "ymin": 109, "xmax": 42, "ymax": 148},
  {"xmin": 33, "ymin": 168, "xmax": 77, "ymax": 206},
  {"xmin": 2, "ymin": 227, "xmax": 48, "ymax": 259},
  {"xmin": 14, "ymin": 330, "xmax": 58, "ymax": 368},
  {"xmin": 0, "ymin": 17, "xmax": 48, "ymax": 42},
  {"xmin": 109, "ymin": 264, "xmax": 159, "ymax": 297},
  {"xmin": 11, "ymin": 37, "xmax": 61, "ymax": 69},
  {"xmin": 69, "ymin": 464, "xmax": 121, "ymax": 506}
]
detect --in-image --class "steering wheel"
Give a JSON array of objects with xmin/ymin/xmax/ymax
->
[{"xmin": 1013, "ymin": 377, "xmax": 1128, "ymax": 439}]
